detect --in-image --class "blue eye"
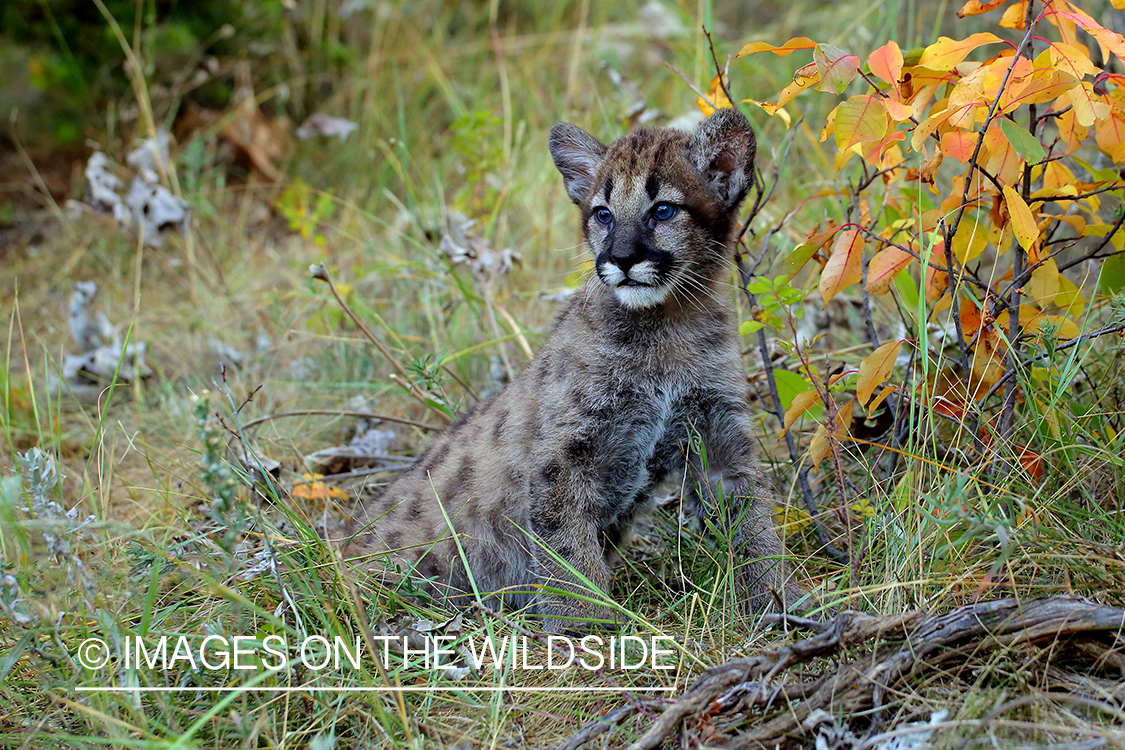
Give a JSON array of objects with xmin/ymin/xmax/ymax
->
[
  {"xmin": 594, "ymin": 207, "xmax": 614, "ymax": 225},
  {"xmin": 652, "ymin": 203, "xmax": 678, "ymax": 221}
]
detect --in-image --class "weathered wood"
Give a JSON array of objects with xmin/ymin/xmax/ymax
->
[{"xmin": 558, "ymin": 597, "xmax": 1125, "ymax": 750}]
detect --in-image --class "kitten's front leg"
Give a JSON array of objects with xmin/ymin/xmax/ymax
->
[
  {"xmin": 528, "ymin": 461, "xmax": 616, "ymax": 633},
  {"xmin": 687, "ymin": 399, "xmax": 809, "ymax": 614}
]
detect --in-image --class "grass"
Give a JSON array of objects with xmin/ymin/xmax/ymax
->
[{"xmin": 2, "ymin": 0, "xmax": 1125, "ymax": 747}]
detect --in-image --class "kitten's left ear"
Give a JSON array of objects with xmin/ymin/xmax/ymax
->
[{"xmin": 687, "ymin": 109, "xmax": 757, "ymax": 211}]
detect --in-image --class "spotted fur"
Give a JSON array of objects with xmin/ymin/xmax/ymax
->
[{"xmin": 343, "ymin": 109, "xmax": 805, "ymax": 632}]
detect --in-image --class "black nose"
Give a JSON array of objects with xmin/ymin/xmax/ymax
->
[{"xmin": 608, "ymin": 239, "xmax": 647, "ymax": 274}]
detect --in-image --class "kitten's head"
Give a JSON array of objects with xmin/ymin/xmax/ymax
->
[{"xmin": 549, "ymin": 109, "xmax": 756, "ymax": 309}]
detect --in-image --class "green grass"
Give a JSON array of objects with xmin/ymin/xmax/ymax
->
[{"xmin": 2, "ymin": 0, "xmax": 1124, "ymax": 747}]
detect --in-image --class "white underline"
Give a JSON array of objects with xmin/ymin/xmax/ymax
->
[{"xmin": 75, "ymin": 686, "xmax": 677, "ymax": 693}]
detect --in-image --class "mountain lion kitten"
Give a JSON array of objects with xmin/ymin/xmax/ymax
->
[{"xmin": 344, "ymin": 109, "xmax": 805, "ymax": 632}]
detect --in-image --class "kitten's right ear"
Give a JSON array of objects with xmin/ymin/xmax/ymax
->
[{"xmin": 549, "ymin": 123, "xmax": 607, "ymax": 205}]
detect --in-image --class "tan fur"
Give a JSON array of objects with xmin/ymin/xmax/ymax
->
[{"xmin": 343, "ymin": 110, "xmax": 805, "ymax": 632}]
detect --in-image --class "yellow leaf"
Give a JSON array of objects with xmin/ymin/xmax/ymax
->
[
  {"xmin": 957, "ymin": 0, "xmax": 1014, "ymax": 17},
  {"xmin": 867, "ymin": 384, "xmax": 899, "ymax": 413},
  {"xmin": 744, "ymin": 99, "xmax": 793, "ymax": 127},
  {"xmin": 866, "ymin": 245, "xmax": 914, "ymax": 294},
  {"xmin": 737, "ymin": 37, "xmax": 818, "ymax": 57},
  {"xmin": 697, "ymin": 74, "xmax": 734, "ymax": 117},
  {"xmin": 819, "ymin": 228, "xmax": 865, "ymax": 305},
  {"xmin": 917, "ymin": 33, "xmax": 1005, "ymax": 72},
  {"xmin": 835, "ymin": 399, "xmax": 855, "ymax": 437},
  {"xmin": 952, "ymin": 215, "xmax": 990, "ymax": 263},
  {"xmin": 1048, "ymin": 41, "xmax": 1101, "ymax": 78},
  {"xmin": 1051, "ymin": 7, "xmax": 1125, "ymax": 66},
  {"xmin": 833, "ymin": 95, "xmax": 890, "ymax": 151},
  {"xmin": 1054, "ymin": 274, "xmax": 1085, "ymax": 315},
  {"xmin": 911, "ymin": 106, "xmax": 953, "ymax": 152},
  {"xmin": 856, "ymin": 340, "xmax": 903, "ymax": 406},
  {"xmin": 1000, "ymin": 0, "xmax": 1028, "ymax": 29},
  {"xmin": 1002, "ymin": 184, "xmax": 1038, "ymax": 251},
  {"xmin": 781, "ymin": 389, "xmax": 820, "ymax": 438},
  {"xmin": 1027, "ymin": 258, "xmax": 1061, "ymax": 307}
]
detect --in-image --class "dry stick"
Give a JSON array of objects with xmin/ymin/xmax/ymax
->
[
  {"xmin": 998, "ymin": 203, "xmax": 1125, "ymax": 301},
  {"xmin": 998, "ymin": 0, "xmax": 1041, "ymax": 465},
  {"xmin": 942, "ymin": 8, "xmax": 1043, "ymax": 459},
  {"xmin": 727, "ymin": 122, "xmax": 848, "ymax": 563},
  {"xmin": 309, "ymin": 264, "xmax": 453, "ymax": 424},
  {"xmin": 977, "ymin": 322, "xmax": 1125, "ymax": 404},
  {"xmin": 557, "ymin": 704, "xmax": 637, "ymax": 750},
  {"xmin": 615, "ymin": 597, "xmax": 1125, "ymax": 750},
  {"xmin": 741, "ymin": 257, "xmax": 848, "ymax": 564},
  {"xmin": 241, "ymin": 409, "xmax": 437, "ymax": 434}
]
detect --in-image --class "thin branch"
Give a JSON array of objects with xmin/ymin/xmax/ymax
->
[{"xmin": 241, "ymin": 409, "xmax": 438, "ymax": 433}]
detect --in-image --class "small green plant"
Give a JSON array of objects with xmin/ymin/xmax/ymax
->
[
  {"xmin": 276, "ymin": 179, "xmax": 338, "ymax": 247},
  {"xmin": 192, "ymin": 391, "xmax": 246, "ymax": 552}
]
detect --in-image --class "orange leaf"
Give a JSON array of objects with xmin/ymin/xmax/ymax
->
[
  {"xmin": 972, "ymin": 328, "xmax": 1006, "ymax": 388},
  {"xmin": 781, "ymin": 389, "xmax": 820, "ymax": 438},
  {"xmin": 940, "ymin": 130, "xmax": 978, "ymax": 162},
  {"xmin": 925, "ymin": 268, "xmax": 950, "ymax": 303},
  {"xmin": 956, "ymin": 0, "xmax": 1014, "ymax": 17},
  {"xmin": 983, "ymin": 123, "xmax": 1024, "ymax": 186},
  {"xmin": 819, "ymin": 228, "xmax": 865, "ymax": 305},
  {"xmin": 1000, "ymin": 0, "xmax": 1028, "ymax": 29},
  {"xmin": 1055, "ymin": 105, "xmax": 1088, "ymax": 154},
  {"xmin": 834, "ymin": 95, "xmax": 890, "ymax": 151},
  {"xmin": 917, "ymin": 33, "xmax": 1005, "ymax": 72},
  {"xmin": 857, "ymin": 340, "xmax": 903, "ymax": 406},
  {"xmin": 866, "ymin": 245, "xmax": 914, "ymax": 294},
  {"xmin": 697, "ymin": 74, "xmax": 734, "ymax": 117},
  {"xmin": 1002, "ymin": 184, "xmax": 1038, "ymax": 251},
  {"xmin": 1016, "ymin": 444, "xmax": 1045, "ymax": 480},
  {"xmin": 1095, "ymin": 112, "xmax": 1125, "ymax": 164},
  {"xmin": 737, "ymin": 37, "xmax": 818, "ymax": 57},
  {"xmin": 961, "ymin": 298, "xmax": 983, "ymax": 335},
  {"xmin": 868, "ymin": 40, "xmax": 903, "ymax": 87}
]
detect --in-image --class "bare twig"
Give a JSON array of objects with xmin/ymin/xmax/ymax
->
[
  {"xmin": 241, "ymin": 409, "xmax": 438, "ymax": 433},
  {"xmin": 611, "ymin": 597, "xmax": 1125, "ymax": 750}
]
